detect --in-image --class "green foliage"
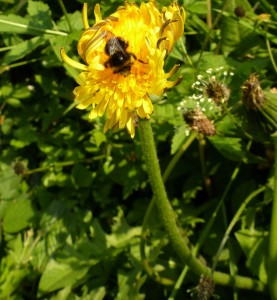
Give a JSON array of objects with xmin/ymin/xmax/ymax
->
[{"xmin": 0, "ymin": 0, "xmax": 276, "ymax": 299}]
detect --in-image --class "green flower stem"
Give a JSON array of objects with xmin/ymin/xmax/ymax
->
[
  {"xmin": 139, "ymin": 119, "xmax": 267, "ymax": 292},
  {"xmin": 140, "ymin": 132, "xmax": 197, "ymax": 285},
  {"xmin": 139, "ymin": 119, "xmax": 206, "ymax": 275},
  {"xmin": 57, "ymin": 0, "xmax": 73, "ymax": 32},
  {"xmin": 266, "ymin": 37, "xmax": 277, "ymax": 74},
  {"xmin": 140, "ymin": 198, "xmax": 175, "ymax": 286},
  {"xmin": 268, "ymin": 138, "xmax": 277, "ymax": 299},
  {"xmin": 198, "ymin": 134, "xmax": 212, "ymax": 197},
  {"xmin": 0, "ymin": 58, "xmax": 42, "ymax": 73},
  {"xmin": 25, "ymin": 156, "xmax": 105, "ymax": 175}
]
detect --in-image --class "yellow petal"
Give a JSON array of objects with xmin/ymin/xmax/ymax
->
[
  {"xmin": 60, "ymin": 48, "xmax": 88, "ymax": 71},
  {"xmin": 82, "ymin": 3, "xmax": 90, "ymax": 29}
]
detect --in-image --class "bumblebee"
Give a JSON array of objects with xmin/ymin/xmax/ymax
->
[{"xmin": 104, "ymin": 33, "xmax": 145, "ymax": 76}]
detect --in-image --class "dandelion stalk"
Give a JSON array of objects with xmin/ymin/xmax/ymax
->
[
  {"xmin": 139, "ymin": 118, "xmax": 267, "ymax": 292},
  {"xmin": 266, "ymin": 37, "xmax": 277, "ymax": 74},
  {"xmin": 140, "ymin": 131, "xmax": 197, "ymax": 285},
  {"xmin": 268, "ymin": 137, "xmax": 277, "ymax": 299},
  {"xmin": 139, "ymin": 119, "xmax": 207, "ymax": 276}
]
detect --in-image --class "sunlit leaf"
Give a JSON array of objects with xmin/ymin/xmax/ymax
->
[{"xmin": 3, "ymin": 199, "xmax": 35, "ymax": 233}]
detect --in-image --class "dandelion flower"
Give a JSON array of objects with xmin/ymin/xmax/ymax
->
[{"xmin": 61, "ymin": 1, "xmax": 185, "ymax": 137}]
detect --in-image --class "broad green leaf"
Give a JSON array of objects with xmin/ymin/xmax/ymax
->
[
  {"xmin": 10, "ymin": 125, "xmax": 38, "ymax": 148},
  {"xmin": 92, "ymin": 131, "xmax": 107, "ymax": 148},
  {"xmin": 0, "ymin": 11, "xmax": 66, "ymax": 36},
  {"xmin": 185, "ymin": 0, "xmax": 206, "ymax": 15},
  {"xmin": 188, "ymin": 13, "xmax": 209, "ymax": 35},
  {"xmin": 0, "ymin": 255, "xmax": 30, "ymax": 298},
  {"xmin": 27, "ymin": 0, "xmax": 53, "ymax": 29},
  {"xmin": 153, "ymin": 102, "xmax": 180, "ymax": 125},
  {"xmin": 50, "ymin": 286, "xmax": 72, "ymax": 300},
  {"xmin": 196, "ymin": 52, "xmax": 230, "ymax": 72},
  {"xmin": 116, "ymin": 270, "xmax": 146, "ymax": 300},
  {"xmin": 0, "ymin": 167, "xmax": 21, "ymax": 202},
  {"xmin": 0, "ymin": 15, "xmax": 33, "ymax": 34},
  {"xmin": 38, "ymin": 258, "xmax": 90, "ymax": 296},
  {"xmin": 57, "ymin": 11, "xmax": 84, "ymax": 32},
  {"xmin": 3, "ymin": 199, "xmax": 35, "ymax": 233},
  {"xmin": 72, "ymin": 219, "xmax": 108, "ymax": 259},
  {"xmin": 104, "ymin": 154, "xmax": 147, "ymax": 199},
  {"xmin": 219, "ymin": 0, "xmax": 258, "ymax": 55},
  {"xmin": 171, "ymin": 124, "xmax": 189, "ymax": 154},
  {"xmin": 209, "ymin": 136, "xmax": 263, "ymax": 163},
  {"xmin": 1, "ymin": 36, "xmax": 45, "ymax": 65},
  {"xmin": 231, "ymin": 180, "xmax": 257, "ymax": 213},
  {"xmin": 235, "ymin": 229, "xmax": 268, "ymax": 283},
  {"xmin": 107, "ymin": 208, "xmax": 141, "ymax": 249},
  {"xmin": 86, "ymin": 287, "xmax": 106, "ymax": 300},
  {"xmin": 71, "ymin": 164, "xmax": 93, "ymax": 188},
  {"xmin": 42, "ymin": 172, "xmax": 70, "ymax": 187}
]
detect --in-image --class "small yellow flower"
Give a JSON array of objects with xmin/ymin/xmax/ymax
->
[{"xmin": 61, "ymin": 1, "xmax": 185, "ymax": 137}]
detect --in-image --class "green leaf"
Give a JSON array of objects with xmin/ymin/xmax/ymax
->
[
  {"xmin": 57, "ymin": 11, "xmax": 84, "ymax": 32},
  {"xmin": 69, "ymin": 219, "xmax": 108, "ymax": 260},
  {"xmin": 1, "ymin": 36, "xmax": 45, "ymax": 65},
  {"xmin": 0, "ymin": 255, "xmax": 30, "ymax": 298},
  {"xmin": 104, "ymin": 154, "xmax": 147, "ymax": 199},
  {"xmin": 71, "ymin": 164, "xmax": 93, "ymax": 188},
  {"xmin": 219, "ymin": 0, "xmax": 255, "ymax": 55},
  {"xmin": 0, "ymin": 15, "xmax": 32, "ymax": 34},
  {"xmin": 0, "ymin": 5, "xmax": 65, "ymax": 36},
  {"xmin": 87, "ymin": 287, "xmax": 106, "ymax": 300},
  {"xmin": 235, "ymin": 229, "xmax": 268, "ymax": 283},
  {"xmin": 38, "ymin": 258, "xmax": 90, "ymax": 296},
  {"xmin": 153, "ymin": 102, "xmax": 180, "ymax": 126},
  {"xmin": 189, "ymin": 13, "xmax": 209, "ymax": 35},
  {"xmin": 171, "ymin": 124, "xmax": 188, "ymax": 154},
  {"xmin": 27, "ymin": 0, "xmax": 53, "ymax": 30},
  {"xmin": 107, "ymin": 208, "xmax": 141, "ymax": 249},
  {"xmin": 0, "ymin": 167, "xmax": 21, "ymax": 202},
  {"xmin": 186, "ymin": 0, "xmax": 207, "ymax": 15},
  {"xmin": 116, "ymin": 270, "xmax": 146, "ymax": 300},
  {"xmin": 10, "ymin": 125, "xmax": 38, "ymax": 148},
  {"xmin": 92, "ymin": 131, "xmax": 107, "ymax": 148},
  {"xmin": 42, "ymin": 172, "xmax": 70, "ymax": 187},
  {"xmin": 209, "ymin": 136, "xmax": 263, "ymax": 163},
  {"xmin": 196, "ymin": 52, "xmax": 230, "ymax": 71},
  {"xmin": 3, "ymin": 199, "xmax": 35, "ymax": 233}
]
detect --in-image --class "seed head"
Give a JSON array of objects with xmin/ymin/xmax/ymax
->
[{"xmin": 183, "ymin": 108, "xmax": 216, "ymax": 136}]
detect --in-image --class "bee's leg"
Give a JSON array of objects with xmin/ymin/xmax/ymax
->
[
  {"xmin": 138, "ymin": 58, "xmax": 147, "ymax": 64},
  {"xmin": 131, "ymin": 53, "xmax": 147, "ymax": 64}
]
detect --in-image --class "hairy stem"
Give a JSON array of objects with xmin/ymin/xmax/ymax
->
[
  {"xmin": 268, "ymin": 137, "xmax": 277, "ymax": 299},
  {"xmin": 140, "ymin": 132, "xmax": 197, "ymax": 285},
  {"xmin": 139, "ymin": 119, "xmax": 267, "ymax": 292}
]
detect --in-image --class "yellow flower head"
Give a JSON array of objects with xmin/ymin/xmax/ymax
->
[{"xmin": 61, "ymin": 1, "xmax": 185, "ymax": 137}]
